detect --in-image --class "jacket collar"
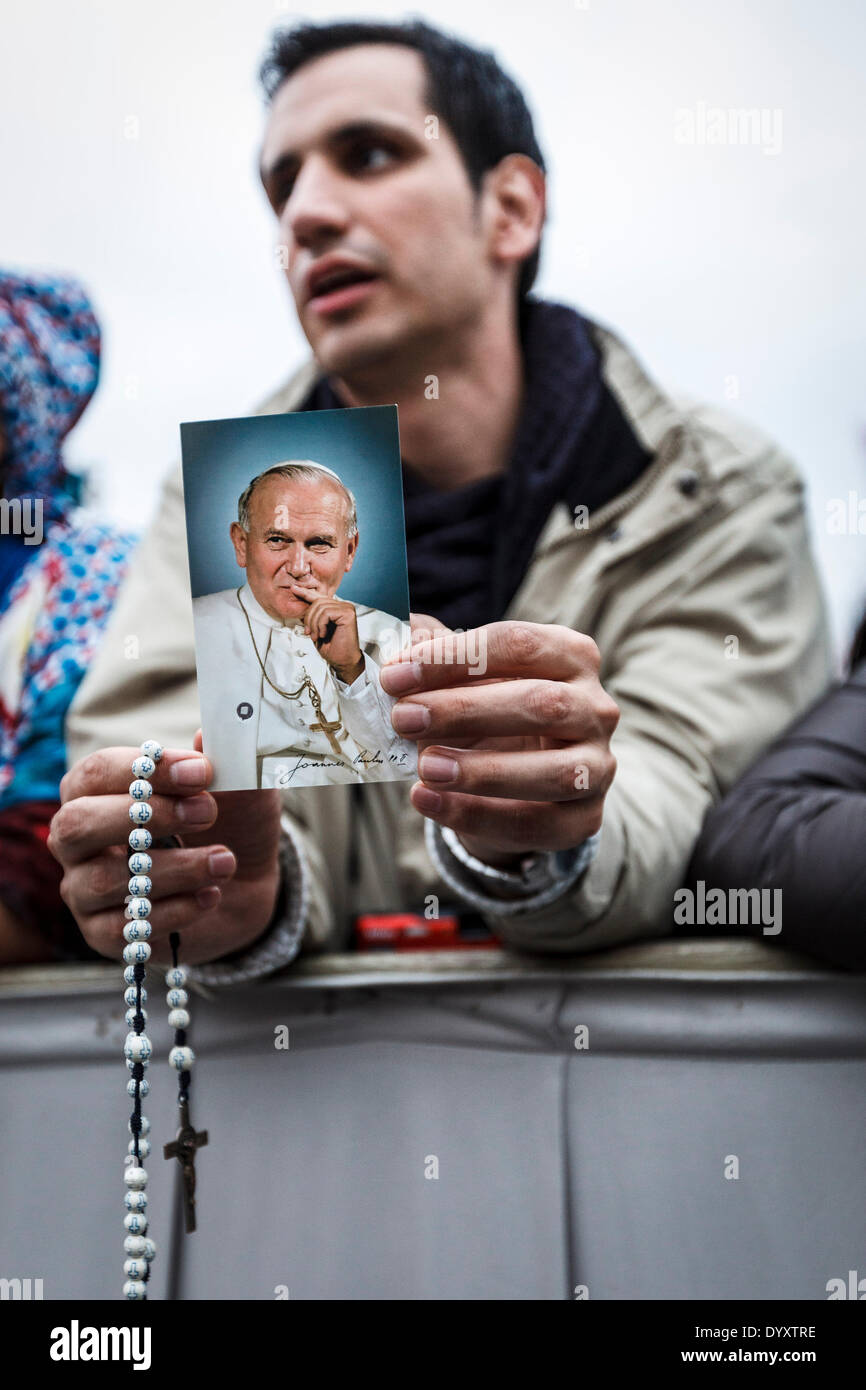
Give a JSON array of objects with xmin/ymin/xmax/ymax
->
[{"xmin": 255, "ymin": 313, "xmax": 719, "ymax": 570}]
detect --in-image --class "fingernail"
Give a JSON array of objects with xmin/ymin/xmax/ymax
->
[
  {"xmin": 177, "ymin": 794, "xmax": 213, "ymax": 824},
  {"xmin": 170, "ymin": 758, "xmax": 208, "ymax": 786},
  {"xmin": 196, "ymin": 885, "xmax": 221, "ymax": 910},
  {"xmin": 380, "ymin": 661, "xmax": 422, "ymax": 694},
  {"xmin": 420, "ymin": 753, "xmax": 459, "ymax": 783},
  {"xmin": 412, "ymin": 785, "xmax": 442, "ymax": 814},
  {"xmin": 391, "ymin": 702, "xmax": 431, "ymax": 733},
  {"xmin": 208, "ymin": 849, "xmax": 235, "ymax": 878}
]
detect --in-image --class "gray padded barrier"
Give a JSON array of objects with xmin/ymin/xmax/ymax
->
[{"xmin": 1, "ymin": 940, "xmax": 864, "ymax": 1300}]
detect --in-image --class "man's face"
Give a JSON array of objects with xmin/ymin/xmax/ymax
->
[
  {"xmin": 230, "ymin": 475, "xmax": 357, "ymax": 623},
  {"xmin": 259, "ymin": 43, "xmax": 497, "ymax": 374}
]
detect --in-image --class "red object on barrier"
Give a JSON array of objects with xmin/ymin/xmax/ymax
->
[{"xmin": 354, "ymin": 912, "xmax": 500, "ymax": 951}]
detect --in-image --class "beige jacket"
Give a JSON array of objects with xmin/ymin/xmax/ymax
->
[{"xmin": 67, "ymin": 319, "xmax": 832, "ymax": 956}]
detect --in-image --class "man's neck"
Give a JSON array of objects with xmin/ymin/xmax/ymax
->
[{"xmin": 323, "ymin": 306, "xmax": 525, "ymax": 492}]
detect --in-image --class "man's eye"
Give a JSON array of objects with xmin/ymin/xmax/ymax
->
[
  {"xmin": 266, "ymin": 536, "xmax": 288, "ymax": 547},
  {"xmin": 349, "ymin": 142, "xmax": 397, "ymax": 175},
  {"xmin": 271, "ymin": 177, "xmax": 296, "ymax": 211}
]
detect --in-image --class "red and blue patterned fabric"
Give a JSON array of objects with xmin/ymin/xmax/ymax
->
[{"xmin": 0, "ymin": 270, "xmax": 137, "ymax": 811}]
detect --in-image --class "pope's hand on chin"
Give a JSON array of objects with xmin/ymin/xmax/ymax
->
[{"xmin": 288, "ymin": 582, "xmax": 320, "ymax": 601}]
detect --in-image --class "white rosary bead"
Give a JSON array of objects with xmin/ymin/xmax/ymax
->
[
  {"xmin": 124, "ymin": 1189, "xmax": 148, "ymax": 1212},
  {"xmin": 125, "ymin": 1008, "xmax": 147, "ymax": 1029},
  {"xmin": 127, "ymin": 1077, "xmax": 149, "ymax": 1099},
  {"xmin": 140, "ymin": 740, "xmax": 164, "ymax": 763},
  {"xmin": 128, "ymin": 802, "xmax": 153, "ymax": 825},
  {"xmin": 165, "ymin": 965, "xmax": 189, "ymax": 987},
  {"xmin": 124, "ymin": 1258, "xmax": 149, "ymax": 1280},
  {"xmin": 124, "ymin": 1166, "xmax": 148, "ymax": 1191},
  {"xmin": 167, "ymin": 1008, "xmax": 190, "ymax": 1029},
  {"xmin": 122, "ymin": 1280, "xmax": 147, "ymax": 1301},
  {"xmin": 129, "ymin": 779, "xmax": 153, "ymax": 801},
  {"xmin": 124, "ymin": 1212, "xmax": 148, "ymax": 1234},
  {"xmin": 124, "ymin": 985, "xmax": 146, "ymax": 1008},
  {"xmin": 128, "ymin": 852, "xmax": 152, "ymax": 875},
  {"xmin": 131, "ymin": 755, "xmax": 156, "ymax": 779},
  {"xmin": 143, "ymin": 1238, "xmax": 157, "ymax": 1261},
  {"xmin": 123, "ymin": 942, "xmax": 151, "ymax": 965},
  {"xmin": 128, "ymin": 827, "xmax": 153, "ymax": 851},
  {"xmin": 128, "ymin": 1115, "xmax": 150, "ymax": 1136},
  {"xmin": 126, "ymin": 897, "xmax": 152, "ymax": 920},
  {"xmin": 124, "ymin": 1234, "xmax": 148, "ymax": 1257},
  {"xmin": 166, "ymin": 988, "xmax": 188, "ymax": 1008},
  {"xmin": 123, "ymin": 965, "xmax": 138, "ymax": 986},
  {"xmin": 123, "ymin": 920, "xmax": 152, "ymax": 943},
  {"xmin": 128, "ymin": 875, "xmax": 152, "ymax": 898},
  {"xmin": 124, "ymin": 1033, "xmax": 153, "ymax": 1064},
  {"xmin": 168, "ymin": 1045, "xmax": 195, "ymax": 1072},
  {"xmin": 128, "ymin": 1136, "xmax": 151, "ymax": 1159}
]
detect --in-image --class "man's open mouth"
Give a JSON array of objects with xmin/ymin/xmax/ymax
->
[{"xmin": 307, "ymin": 263, "xmax": 381, "ymax": 314}]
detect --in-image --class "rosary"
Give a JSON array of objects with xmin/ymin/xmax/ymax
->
[{"xmin": 121, "ymin": 741, "xmax": 208, "ymax": 1300}]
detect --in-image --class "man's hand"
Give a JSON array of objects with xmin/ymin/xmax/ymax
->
[
  {"xmin": 380, "ymin": 615, "xmax": 619, "ymax": 868},
  {"xmin": 290, "ymin": 583, "xmax": 363, "ymax": 684},
  {"xmin": 48, "ymin": 734, "xmax": 282, "ymax": 965}
]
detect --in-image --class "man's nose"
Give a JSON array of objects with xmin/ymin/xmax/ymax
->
[{"xmin": 283, "ymin": 157, "xmax": 350, "ymax": 254}]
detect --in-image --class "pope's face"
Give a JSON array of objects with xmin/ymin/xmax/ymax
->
[{"xmin": 230, "ymin": 475, "xmax": 357, "ymax": 623}]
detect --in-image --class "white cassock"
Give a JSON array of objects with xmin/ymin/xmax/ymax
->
[{"xmin": 192, "ymin": 583, "xmax": 419, "ymax": 791}]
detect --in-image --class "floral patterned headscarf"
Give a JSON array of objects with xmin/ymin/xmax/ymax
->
[{"xmin": 0, "ymin": 270, "xmax": 136, "ymax": 808}]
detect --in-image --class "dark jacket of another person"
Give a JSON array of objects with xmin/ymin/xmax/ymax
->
[{"xmin": 686, "ymin": 621, "xmax": 866, "ymax": 970}]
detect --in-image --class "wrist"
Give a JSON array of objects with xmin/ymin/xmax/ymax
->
[
  {"xmin": 335, "ymin": 654, "xmax": 365, "ymax": 685},
  {"xmin": 453, "ymin": 833, "xmax": 524, "ymax": 871},
  {"xmin": 428, "ymin": 820, "xmax": 602, "ymax": 917}
]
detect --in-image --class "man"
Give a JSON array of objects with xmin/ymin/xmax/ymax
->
[
  {"xmin": 52, "ymin": 19, "xmax": 830, "ymax": 979},
  {"xmin": 193, "ymin": 459, "xmax": 416, "ymax": 790}
]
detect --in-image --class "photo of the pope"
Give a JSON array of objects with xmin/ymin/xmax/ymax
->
[{"xmin": 189, "ymin": 454, "xmax": 418, "ymax": 791}]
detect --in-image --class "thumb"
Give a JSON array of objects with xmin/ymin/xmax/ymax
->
[
  {"xmin": 194, "ymin": 729, "xmax": 203, "ymax": 753},
  {"xmin": 408, "ymin": 610, "xmax": 451, "ymax": 642},
  {"xmin": 382, "ymin": 611, "xmax": 452, "ymax": 666}
]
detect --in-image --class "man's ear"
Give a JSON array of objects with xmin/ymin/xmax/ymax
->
[
  {"xmin": 484, "ymin": 153, "xmax": 546, "ymax": 276},
  {"xmin": 230, "ymin": 521, "xmax": 248, "ymax": 568},
  {"xmin": 344, "ymin": 531, "xmax": 359, "ymax": 573}
]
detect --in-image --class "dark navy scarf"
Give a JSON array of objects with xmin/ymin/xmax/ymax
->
[{"xmin": 301, "ymin": 298, "xmax": 650, "ymax": 630}]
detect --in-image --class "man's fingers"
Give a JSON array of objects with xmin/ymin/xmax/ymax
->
[
  {"xmin": 63, "ymin": 844, "xmax": 237, "ymax": 915},
  {"xmin": 60, "ymin": 746, "xmax": 213, "ymax": 803},
  {"xmin": 409, "ymin": 787, "xmax": 605, "ymax": 854},
  {"xmin": 381, "ymin": 621, "xmax": 600, "ymax": 693},
  {"xmin": 49, "ymin": 792, "xmax": 218, "ymax": 865},
  {"xmin": 83, "ymin": 891, "xmax": 226, "ymax": 964},
  {"xmin": 389, "ymin": 677, "xmax": 618, "ymax": 742},
  {"xmin": 417, "ymin": 744, "xmax": 616, "ymax": 803}
]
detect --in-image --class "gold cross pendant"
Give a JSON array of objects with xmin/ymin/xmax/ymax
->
[{"xmin": 308, "ymin": 713, "xmax": 345, "ymax": 758}]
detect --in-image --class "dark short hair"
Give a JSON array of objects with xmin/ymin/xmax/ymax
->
[{"xmin": 259, "ymin": 18, "xmax": 546, "ymax": 301}]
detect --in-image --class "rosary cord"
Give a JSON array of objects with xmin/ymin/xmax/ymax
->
[
  {"xmin": 169, "ymin": 932, "xmax": 192, "ymax": 1107},
  {"xmin": 121, "ymin": 740, "xmax": 163, "ymax": 1301}
]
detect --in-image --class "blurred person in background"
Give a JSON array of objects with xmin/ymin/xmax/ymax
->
[
  {"xmin": 685, "ymin": 609, "xmax": 866, "ymax": 970},
  {"xmin": 0, "ymin": 271, "xmax": 136, "ymax": 963}
]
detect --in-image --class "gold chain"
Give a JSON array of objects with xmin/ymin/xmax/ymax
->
[{"xmin": 236, "ymin": 586, "xmax": 321, "ymax": 707}]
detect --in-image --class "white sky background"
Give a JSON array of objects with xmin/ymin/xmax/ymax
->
[{"xmin": 2, "ymin": 0, "xmax": 864, "ymax": 656}]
